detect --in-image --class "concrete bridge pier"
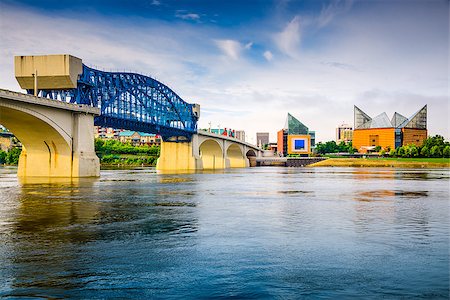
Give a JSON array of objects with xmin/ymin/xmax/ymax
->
[
  {"xmin": 0, "ymin": 90, "xmax": 100, "ymax": 177},
  {"xmin": 156, "ymin": 132, "xmax": 261, "ymax": 171}
]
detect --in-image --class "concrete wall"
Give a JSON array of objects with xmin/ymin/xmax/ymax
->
[{"xmin": 15, "ymin": 54, "xmax": 82, "ymax": 90}]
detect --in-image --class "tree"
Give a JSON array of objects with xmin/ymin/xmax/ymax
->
[
  {"xmin": 409, "ymin": 145, "xmax": 419, "ymax": 157},
  {"xmin": 430, "ymin": 145, "xmax": 442, "ymax": 157},
  {"xmin": 420, "ymin": 146, "xmax": 429, "ymax": 157},
  {"xmin": 422, "ymin": 135, "xmax": 445, "ymax": 150},
  {"xmin": 443, "ymin": 146, "xmax": 450, "ymax": 158},
  {"xmin": 389, "ymin": 149, "xmax": 396, "ymax": 157},
  {"xmin": 396, "ymin": 146, "xmax": 405, "ymax": 157},
  {"xmin": 5, "ymin": 147, "xmax": 21, "ymax": 165},
  {"xmin": 0, "ymin": 150, "xmax": 6, "ymax": 164},
  {"xmin": 374, "ymin": 146, "xmax": 382, "ymax": 152}
]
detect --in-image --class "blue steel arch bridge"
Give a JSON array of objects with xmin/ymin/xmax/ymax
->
[{"xmin": 29, "ymin": 64, "xmax": 199, "ymax": 141}]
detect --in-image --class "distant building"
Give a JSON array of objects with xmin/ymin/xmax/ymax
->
[
  {"xmin": 210, "ymin": 128, "xmax": 239, "ymax": 138},
  {"xmin": 256, "ymin": 132, "xmax": 269, "ymax": 147},
  {"xmin": 277, "ymin": 113, "xmax": 315, "ymax": 157},
  {"xmin": 118, "ymin": 131, "xmax": 161, "ymax": 146},
  {"xmin": 0, "ymin": 128, "xmax": 21, "ymax": 152},
  {"xmin": 336, "ymin": 123, "xmax": 353, "ymax": 144},
  {"xmin": 235, "ymin": 130, "xmax": 246, "ymax": 142},
  {"xmin": 353, "ymin": 105, "xmax": 427, "ymax": 153},
  {"xmin": 0, "ymin": 131, "xmax": 15, "ymax": 151},
  {"xmin": 94, "ymin": 126, "xmax": 123, "ymax": 139}
]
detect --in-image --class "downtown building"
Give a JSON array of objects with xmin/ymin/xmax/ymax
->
[
  {"xmin": 353, "ymin": 105, "xmax": 427, "ymax": 153},
  {"xmin": 277, "ymin": 113, "xmax": 315, "ymax": 157},
  {"xmin": 336, "ymin": 123, "xmax": 353, "ymax": 144},
  {"xmin": 256, "ymin": 132, "xmax": 269, "ymax": 148}
]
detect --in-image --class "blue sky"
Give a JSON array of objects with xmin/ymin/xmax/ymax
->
[{"xmin": 0, "ymin": 0, "xmax": 448, "ymax": 143}]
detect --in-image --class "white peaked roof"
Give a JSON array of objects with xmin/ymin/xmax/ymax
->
[
  {"xmin": 354, "ymin": 105, "xmax": 427, "ymax": 130},
  {"xmin": 354, "ymin": 106, "xmax": 372, "ymax": 129},
  {"xmin": 391, "ymin": 112, "xmax": 408, "ymax": 128}
]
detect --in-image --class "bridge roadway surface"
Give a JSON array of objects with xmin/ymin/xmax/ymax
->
[{"xmin": 0, "ymin": 89, "xmax": 261, "ymax": 177}]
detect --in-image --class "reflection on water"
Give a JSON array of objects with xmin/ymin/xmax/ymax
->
[
  {"xmin": 356, "ymin": 189, "xmax": 429, "ymax": 201},
  {"xmin": 0, "ymin": 166, "xmax": 448, "ymax": 298}
]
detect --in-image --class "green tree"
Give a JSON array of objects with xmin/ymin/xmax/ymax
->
[
  {"xmin": 443, "ymin": 146, "xmax": 450, "ymax": 158},
  {"xmin": 374, "ymin": 146, "xmax": 382, "ymax": 152},
  {"xmin": 409, "ymin": 145, "xmax": 419, "ymax": 157},
  {"xmin": 5, "ymin": 147, "xmax": 21, "ymax": 165},
  {"xmin": 396, "ymin": 146, "xmax": 405, "ymax": 157},
  {"xmin": 389, "ymin": 149, "xmax": 396, "ymax": 157},
  {"xmin": 0, "ymin": 150, "xmax": 6, "ymax": 164},
  {"xmin": 422, "ymin": 135, "xmax": 445, "ymax": 150},
  {"xmin": 420, "ymin": 146, "xmax": 429, "ymax": 157},
  {"xmin": 430, "ymin": 145, "xmax": 442, "ymax": 157}
]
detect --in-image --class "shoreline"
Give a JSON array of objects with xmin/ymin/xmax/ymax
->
[{"xmin": 309, "ymin": 158, "xmax": 450, "ymax": 168}]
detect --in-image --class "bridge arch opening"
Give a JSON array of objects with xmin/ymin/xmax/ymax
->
[
  {"xmin": 227, "ymin": 144, "xmax": 246, "ymax": 168},
  {"xmin": 199, "ymin": 139, "xmax": 223, "ymax": 170},
  {"xmin": 0, "ymin": 106, "xmax": 72, "ymax": 177},
  {"xmin": 246, "ymin": 149, "xmax": 257, "ymax": 167}
]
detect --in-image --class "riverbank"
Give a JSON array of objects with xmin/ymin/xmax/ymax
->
[{"xmin": 309, "ymin": 157, "xmax": 450, "ymax": 168}]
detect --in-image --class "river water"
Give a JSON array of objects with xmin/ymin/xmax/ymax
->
[{"xmin": 0, "ymin": 166, "xmax": 448, "ymax": 299}]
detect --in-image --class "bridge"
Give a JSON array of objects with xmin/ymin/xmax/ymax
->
[{"xmin": 0, "ymin": 54, "xmax": 261, "ymax": 177}]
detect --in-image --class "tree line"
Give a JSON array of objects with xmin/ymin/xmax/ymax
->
[{"xmin": 315, "ymin": 135, "xmax": 450, "ymax": 158}]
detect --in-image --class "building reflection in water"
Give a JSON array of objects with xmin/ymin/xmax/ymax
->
[
  {"xmin": 5, "ymin": 172, "xmax": 199, "ymax": 298},
  {"xmin": 352, "ymin": 168, "xmax": 432, "ymax": 243}
]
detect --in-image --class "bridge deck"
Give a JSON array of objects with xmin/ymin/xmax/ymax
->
[{"xmin": 0, "ymin": 89, "xmax": 100, "ymax": 115}]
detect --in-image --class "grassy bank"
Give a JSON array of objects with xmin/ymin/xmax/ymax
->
[{"xmin": 309, "ymin": 157, "xmax": 450, "ymax": 168}]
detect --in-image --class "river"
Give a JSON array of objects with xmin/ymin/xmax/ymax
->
[{"xmin": 0, "ymin": 166, "xmax": 448, "ymax": 299}]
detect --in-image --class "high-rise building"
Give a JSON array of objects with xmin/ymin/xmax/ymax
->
[
  {"xmin": 256, "ymin": 132, "xmax": 269, "ymax": 147},
  {"xmin": 353, "ymin": 105, "xmax": 427, "ymax": 153},
  {"xmin": 277, "ymin": 113, "xmax": 315, "ymax": 157},
  {"xmin": 336, "ymin": 123, "xmax": 353, "ymax": 144}
]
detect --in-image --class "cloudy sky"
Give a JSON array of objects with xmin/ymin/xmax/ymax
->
[{"xmin": 0, "ymin": 0, "xmax": 448, "ymax": 143}]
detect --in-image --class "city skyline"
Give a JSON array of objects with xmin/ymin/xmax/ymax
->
[{"xmin": 0, "ymin": 0, "xmax": 448, "ymax": 143}]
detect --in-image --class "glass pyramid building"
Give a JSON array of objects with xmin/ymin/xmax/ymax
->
[
  {"xmin": 354, "ymin": 105, "xmax": 427, "ymax": 130},
  {"xmin": 353, "ymin": 105, "xmax": 427, "ymax": 151},
  {"xmin": 285, "ymin": 113, "xmax": 310, "ymax": 135},
  {"xmin": 278, "ymin": 113, "xmax": 316, "ymax": 156}
]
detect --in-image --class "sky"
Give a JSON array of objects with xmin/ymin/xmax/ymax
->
[{"xmin": 0, "ymin": 0, "xmax": 448, "ymax": 144}]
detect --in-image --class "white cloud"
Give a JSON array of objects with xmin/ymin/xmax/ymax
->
[
  {"xmin": 317, "ymin": 0, "xmax": 354, "ymax": 28},
  {"xmin": 151, "ymin": 0, "xmax": 160, "ymax": 6},
  {"xmin": 244, "ymin": 42, "xmax": 253, "ymax": 50},
  {"xmin": 175, "ymin": 11, "xmax": 200, "ymax": 21},
  {"xmin": 0, "ymin": 1, "xmax": 447, "ymax": 143},
  {"xmin": 263, "ymin": 50, "xmax": 273, "ymax": 61},
  {"xmin": 214, "ymin": 39, "xmax": 242, "ymax": 60},
  {"xmin": 274, "ymin": 16, "xmax": 301, "ymax": 59}
]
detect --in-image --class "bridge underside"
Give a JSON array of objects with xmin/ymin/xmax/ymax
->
[{"xmin": 0, "ymin": 95, "xmax": 99, "ymax": 177}]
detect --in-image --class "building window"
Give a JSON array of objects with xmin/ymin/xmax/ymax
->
[{"xmin": 294, "ymin": 139, "xmax": 305, "ymax": 150}]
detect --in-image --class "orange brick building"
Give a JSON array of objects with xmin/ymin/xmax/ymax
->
[{"xmin": 353, "ymin": 105, "xmax": 427, "ymax": 153}]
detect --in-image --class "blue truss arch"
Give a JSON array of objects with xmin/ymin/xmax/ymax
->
[{"xmin": 31, "ymin": 65, "xmax": 199, "ymax": 141}]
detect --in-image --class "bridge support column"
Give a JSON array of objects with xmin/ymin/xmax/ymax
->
[
  {"xmin": 71, "ymin": 113, "xmax": 100, "ymax": 177},
  {"xmin": 156, "ymin": 140, "xmax": 199, "ymax": 171}
]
